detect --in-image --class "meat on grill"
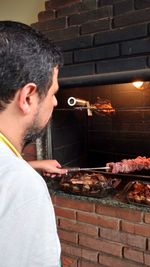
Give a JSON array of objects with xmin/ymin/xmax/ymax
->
[
  {"xmin": 127, "ymin": 181, "xmax": 150, "ymax": 205},
  {"xmin": 60, "ymin": 172, "xmax": 113, "ymax": 195},
  {"xmin": 106, "ymin": 156, "xmax": 150, "ymax": 174},
  {"xmin": 94, "ymin": 97, "xmax": 115, "ymax": 115}
]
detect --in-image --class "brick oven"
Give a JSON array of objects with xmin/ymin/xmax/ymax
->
[{"xmin": 28, "ymin": 1, "xmax": 150, "ymax": 266}]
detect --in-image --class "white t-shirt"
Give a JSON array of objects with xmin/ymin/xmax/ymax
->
[{"xmin": 0, "ymin": 142, "xmax": 61, "ymax": 267}]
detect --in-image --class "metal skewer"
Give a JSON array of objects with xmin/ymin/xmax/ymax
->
[
  {"xmin": 55, "ymin": 106, "xmax": 150, "ymax": 112},
  {"xmin": 65, "ymin": 166, "xmax": 110, "ymax": 172}
]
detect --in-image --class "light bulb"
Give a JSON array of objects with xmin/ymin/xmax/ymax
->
[{"xmin": 132, "ymin": 81, "xmax": 144, "ymax": 89}]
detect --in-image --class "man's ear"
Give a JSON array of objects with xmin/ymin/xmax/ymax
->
[{"xmin": 17, "ymin": 83, "xmax": 37, "ymax": 114}]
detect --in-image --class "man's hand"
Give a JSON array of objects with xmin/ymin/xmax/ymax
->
[{"xmin": 28, "ymin": 159, "xmax": 67, "ymax": 177}]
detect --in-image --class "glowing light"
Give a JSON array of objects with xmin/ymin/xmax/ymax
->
[{"xmin": 132, "ymin": 81, "xmax": 144, "ymax": 89}]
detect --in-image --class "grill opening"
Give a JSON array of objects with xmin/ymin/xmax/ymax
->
[{"xmin": 44, "ymin": 81, "xmax": 150, "ymax": 170}]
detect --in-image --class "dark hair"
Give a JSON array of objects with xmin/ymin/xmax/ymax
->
[{"xmin": 0, "ymin": 20, "xmax": 63, "ymax": 110}]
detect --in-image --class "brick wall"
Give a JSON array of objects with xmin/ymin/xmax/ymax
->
[
  {"xmin": 52, "ymin": 194, "xmax": 150, "ymax": 267},
  {"xmin": 31, "ymin": 0, "xmax": 150, "ymax": 83}
]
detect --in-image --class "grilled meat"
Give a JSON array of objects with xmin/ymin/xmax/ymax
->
[
  {"xmin": 106, "ymin": 156, "xmax": 150, "ymax": 174},
  {"xmin": 94, "ymin": 97, "xmax": 115, "ymax": 115},
  {"xmin": 60, "ymin": 172, "xmax": 115, "ymax": 196},
  {"xmin": 127, "ymin": 181, "xmax": 150, "ymax": 205}
]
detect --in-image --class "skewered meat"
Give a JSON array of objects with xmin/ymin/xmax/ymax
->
[
  {"xmin": 94, "ymin": 97, "xmax": 115, "ymax": 115},
  {"xmin": 106, "ymin": 156, "xmax": 150, "ymax": 174}
]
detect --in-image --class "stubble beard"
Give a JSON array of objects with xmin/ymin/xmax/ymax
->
[
  {"xmin": 22, "ymin": 112, "xmax": 50, "ymax": 149},
  {"xmin": 23, "ymin": 126, "xmax": 46, "ymax": 148}
]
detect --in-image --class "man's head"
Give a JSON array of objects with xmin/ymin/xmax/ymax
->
[
  {"xmin": 0, "ymin": 21, "xmax": 63, "ymax": 108},
  {"xmin": 0, "ymin": 21, "xmax": 63, "ymax": 147}
]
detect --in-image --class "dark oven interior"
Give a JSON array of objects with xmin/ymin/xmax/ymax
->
[{"xmin": 48, "ymin": 81, "xmax": 150, "ymax": 170}]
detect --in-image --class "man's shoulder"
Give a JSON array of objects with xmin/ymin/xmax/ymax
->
[
  {"xmin": 0, "ymin": 142, "xmax": 49, "ymax": 197},
  {"xmin": 15, "ymin": 159, "xmax": 48, "ymax": 194},
  {"xmin": 0, "ymin": 153, "xmax": 49, "ymax": 197}
]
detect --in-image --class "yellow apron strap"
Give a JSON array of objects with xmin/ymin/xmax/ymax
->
[{"xmin": 0, "ymin": 133, "xmax": 22, "ymax": 158}]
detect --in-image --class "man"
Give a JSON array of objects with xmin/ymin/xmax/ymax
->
[{"xmin": 0, "ymin": 21, "xmax": 64, "ymax": 267}]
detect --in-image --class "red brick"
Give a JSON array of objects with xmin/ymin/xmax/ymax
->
[
  {"xmin": 82, "ymin": 248, "xmax": 98, "ymax": 262},
  {"xmin": 79, "ymin": 234, "xmax": 123, "ymax": 257},
  {"xmin": 100, "ymin": 227, "xmax": 146, "ymax": 250},
  {"xmin": 45, "ymin": 25, "xmax": 80, "ymax": 42},
  {"xmin": 59, "ymin": 219, "xmax": 98, "ymax": 236},
  {"xmin": 54, "ymin": 206, "xmax": 76, "ymax": 220},
  {"xmin": 61, "ymin": 242, "xmax": 98, "ymax": 262},
  {"xmin": 99, "ymin": 253, "xmax": 143, "ymax": 267},
  {"xmin": 51, "ymin": 195, "xmax": 56, "ymax": 203},
  {"xmin": 77, "ymin": 211, "xmax": 119, "ymax": 230},
  {"xmin": 144, "ymin": 212, "xmax": 150, "ymax": 224},
  {"xmin": 123, "ymin": 247, "xmax": 144, "ymax": 264},
  {"xmin": 144, "ymin": 253, "xmax": 150, "ymax": 266},
  {"xmin": 61, "ymin": 242, "xmax": 81, "ymax": 258},
  {"xmin": 96, "ymin": 204, "xmax": 143, "ymax": 223},
  {"xmin": 61, "ymin": 255, "xmax": 78, "ymax": 267},
  {"xmin": 33, "ymin": 17, "xmax": 67, "ymax": 32},
  {"xmin": 61, "ymin": 242, "xmax": 82, "ymax": 257},
  {"xmin": 38, "ymin": 10, "xmax": 55, "ymax": 22},
  {"xmin": 58, "ymin": 229, "xmax": 78, "ymax": 244},
  {"xmin": 53, "ymin": 195, "xmax": 95, "ymax": 212},
  {"xmin": 78, "ymin": 260, "xmax": 105, "ymax": 267},
  {"xmin": 121, "ymin": 220, "xmax": 150, "ymax": 237}
]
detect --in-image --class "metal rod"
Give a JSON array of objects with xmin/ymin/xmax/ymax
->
[
  {"xmin": 55, "ymin": 106, "xmax": 150, "ymax": 112},
  {"xmin": 67, "ymin": 97, "xmax": 87, "ymax": 107},
  {"xmin": 66, "ymin": 166, "xmax": 110, "ymax": 172},
  {"xmin": 99, "ymin": 171, "xmax": 150, "ymax": 180}
]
